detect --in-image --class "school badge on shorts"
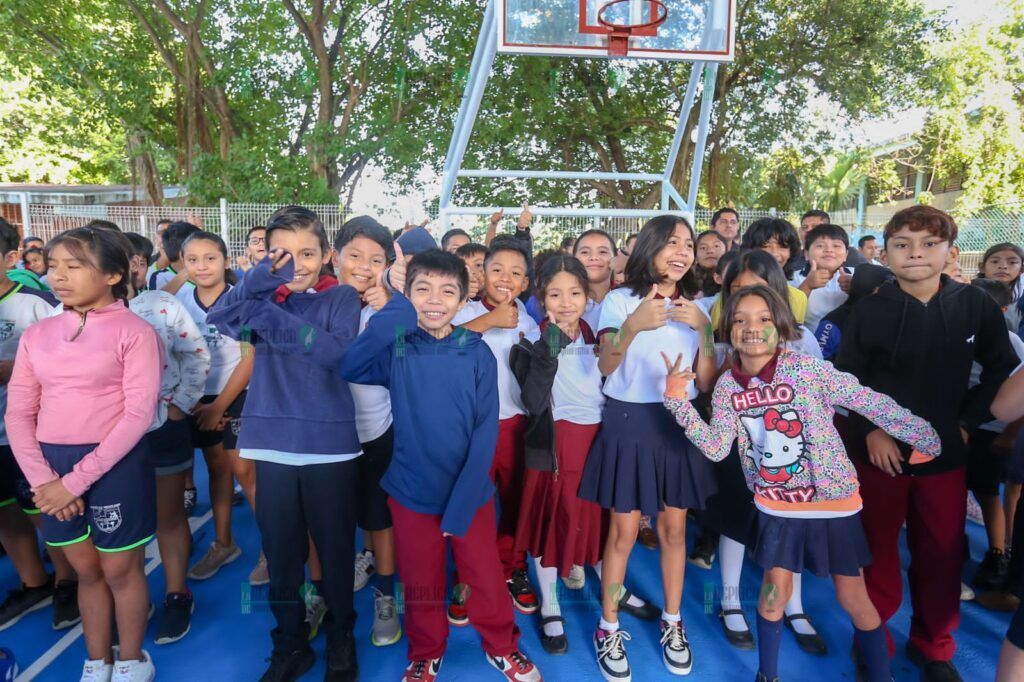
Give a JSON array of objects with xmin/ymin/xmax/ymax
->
[{"xmin": 92, "ymin": 504, "xmax": 123, "ymax": 533}]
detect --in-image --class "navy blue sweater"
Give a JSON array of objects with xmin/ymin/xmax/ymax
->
[
  {"xmin": 207, "ymin": 257, "xmax": 362, "ymax": 457},
  {"xmin": 340, "ymin": 294, "xmax": 499, "ymax": 537}
]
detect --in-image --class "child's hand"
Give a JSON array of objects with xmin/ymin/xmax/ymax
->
[
  {"xmin": 662, "ymin": 352, "xmax": 696, "ymax": 399},
  {"xmin": 268, "ymin": 248, "xmax": 293, "ymax": 273},
  {"xmin": 389, "ymin": 242, "xmax": 407, "ymax": 293},
  {"xmin": 517, "ymin": 201, "xmax": 533, "ymax": 230},
  {"xmin": 489, "ymin": 291, "xmax": 519, "ymax": 329},
  {"xmin": 625, "ymin": 288, "xmax": 667, "ymax": 333},
  {"xmin": 364, "ymin": 273, "xmax": 391, "ymax": 311},
  {"xmin": 489, "ymin": 208, "xmax": 505, "ymax": 226},
  {"xmin": 838, "ymin": 268, "xmax": 853, "ymax": 293},
  {"xmin": 800, "ymin": 260, "xmax": 830, "ymax": 293},
  {"xmin": 192, "ymin": 400, "xmax": 226, "ymax": 431},
  {"xmin": 32, "ymin": 479, "xmax": 78, "ymax": 516},
  {"xmin": 54, "ymin": 497, "xmax": 85, "ymax": 522},
  {"xmin": 668, "ymin": 297, "xmax": 710, "ymax": 331},
  {"xmin": 546, "ymin": 309, "xmax": 578, "ymax": 337},
  {"xmin": 866, "ymin": 428, "xmax": 904, "ymax": 476},
  {"xmin": 467, "ymin": 269, "xmax": 481, "ymax": 300},
  {"xmin": 235, "ymin": 255, "xmax": 252, "ymax": 272}
]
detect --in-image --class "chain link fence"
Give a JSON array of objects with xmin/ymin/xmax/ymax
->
[{"xmin": 14, "ymin": 200, "xmax": 1024, "ymax": 267}]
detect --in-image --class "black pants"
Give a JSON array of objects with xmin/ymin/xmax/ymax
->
[{"xmin": 255, "ymin": 458, "xmax": 358, "ymax": 654}]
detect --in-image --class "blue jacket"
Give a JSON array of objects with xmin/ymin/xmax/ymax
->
[
  {"xmin": 207, "ymin": 257, "xmax": 362, "ymax": 457},
  {"xmin": 340, "ymin": 294, "xmax": 499, "ymax": 537}
]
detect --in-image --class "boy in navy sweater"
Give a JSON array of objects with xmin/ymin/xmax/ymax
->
[{"xmin": 341, "ymin": 250, "xmax": 542, "ymax": 682}]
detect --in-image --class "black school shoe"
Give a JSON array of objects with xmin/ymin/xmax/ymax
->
[
  {"xmin": 259, "ymin": 647, "xmax": 315, "ymax": 682},
  {"xmin": 52, "ymin": 580, "xmax": 81, "ymax": 630},
  {"xmin": 325, "ymin": 631, "xmax": 358, "ymax": 682},
  {"xmin": 718, "ymin": 609, "xmax": 755, "ymax": 649},
  {"xmin": 784, "ymin": 613, "xmax": 827, "ymax": 655},
  {"xmin": 973, "ymin": 549, "xmax": 1010, "ymax": 591},
  {"xmin": 0, "ymin": 574, "xmax": 54, "ymax": 631},
  {"xmin": 906, "ymin": 642, "xmax": 963, "ymax": 682},
  {"xmin": 616, "ymin": 589, "xmax": 660, "ymax": 621},
  {"xmin": 540, "ymin": 615, "xmax": 568, "ymax": 655}
]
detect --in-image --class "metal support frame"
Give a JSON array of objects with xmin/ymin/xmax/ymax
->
[{"xmin": 438, "ymin": 0, "xmax": 722, "ymax": 230}]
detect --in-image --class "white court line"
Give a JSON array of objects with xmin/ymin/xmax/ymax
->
[{"xmin": 16, "ymin": 510, "xmax": 215, "ymax": 682}]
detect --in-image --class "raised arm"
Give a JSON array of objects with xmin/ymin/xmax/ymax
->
[
  {"xmin": 340, "ymin": 293, "xmax": 417, "ymax": 387},
  {"xmin": 661, "ymin": 356, "xmax": 739, "ymax": 462}
]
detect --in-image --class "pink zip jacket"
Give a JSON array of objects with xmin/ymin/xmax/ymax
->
[{"xmin": 6, "ymin": 300, "xmax": 163, "ymax": 497}]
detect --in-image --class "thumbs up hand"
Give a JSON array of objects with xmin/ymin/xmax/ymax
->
[
  {"xmin": 364, "ymin": 271, "xmax": 391, "ymax": 311},
  {"xmin": 625, "ymin": 287, "xmax": 667, "ymax": 333}
]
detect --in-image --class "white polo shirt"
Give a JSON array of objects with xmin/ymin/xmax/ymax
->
[
  {"xmin": 176, "ymin": 286, "xmax": 242, "ymax": 396},
  {"xmin": 791, "ymin": 268, "xmax": 850, "ymax": 334},
  {"xmin": 350, "ymin": 305, "xmax": 393, "ymax": 443},
  {"xmin": 551, "ymin": 329, "xmax": 604, "ymax": 424},
  {"xmin": 598, "ymin": 287, "xmax": 699, "ymax": 404},
  {"xmin": 454, "ymin": 298, "xmax": 540, "ymax": 419}
]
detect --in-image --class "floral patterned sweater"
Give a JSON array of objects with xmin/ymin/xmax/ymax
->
[{"xmin": 664, "ymin": 350, "xmax": 941, "ymax": 518}]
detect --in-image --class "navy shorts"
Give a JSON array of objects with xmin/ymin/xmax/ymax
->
[
  {"xmin": 0, "ymin": 445, "xmax": 36, "ymax": 513},
  {"xmin": 189, "ymin": 391, "xmax": 247, "ymax": 450},
  {"xmin": 38, "ymin": 441, "xmax": 156, "ymax": 552},
  {"xmin": 146, "ymin": 416, "xmax": 194, "ymax": 476},
  {"xmin": 356, "ymin": 426, "xmax": 394, "ymax": 531}
]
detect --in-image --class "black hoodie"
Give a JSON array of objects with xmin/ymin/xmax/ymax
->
[{"xmin": 835, "ymin": 274, "xmax": 1018, "ymax": 475}]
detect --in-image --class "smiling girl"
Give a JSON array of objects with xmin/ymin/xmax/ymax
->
[
  {"xmin": 8, "ymin": 227, "xmax": 163, "ymax": 681},
  {"xmin": 662, "ymin": 285, "xmax": 941, "ymax": 682},
  {"xmin": 578, "ymin": 215, "xmax": 718, "ymax": 680}
]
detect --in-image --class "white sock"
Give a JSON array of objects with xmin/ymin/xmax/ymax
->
[
  {"xmin": 593, "ymin": 560, "xmax": 602, "ymax": 580},
  {"xmin": 534, "ymin": 558, "xmax": 564, "ymax": 637},
  {"xmin": 784, "ymin": 573, "xmax": 817, "ymax": 635},
  {"xmin": 719, "ymin": 536, "xmax": 748, "ymax": 632},
  {"xmin": 661, "ymin": 609, "xmax": 681, "ymax": 623},
  {"xmin": 599, "ymin": 616, "xmax": 619, "ymax": 633}
]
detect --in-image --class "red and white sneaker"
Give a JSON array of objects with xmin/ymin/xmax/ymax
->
[
  {"xmin": 403, "ymin": 656, "xmax": 442, "ymax": 682},
  {"xmin": 447, "ymin": 586, "xmax": 469, "ymax": 627},
  {"xmin": 487, "ymin": 649, "xmax": 542, "ymax": 682}
]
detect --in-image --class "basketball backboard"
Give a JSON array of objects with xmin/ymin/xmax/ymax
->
[{"xmin": 497, "ymin": 0, "xmax": 735, "ymax": 61}]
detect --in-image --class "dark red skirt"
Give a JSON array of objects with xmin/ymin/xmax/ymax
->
[{"xmin": 514, "ymin": 420, "xmax": 606, "ymax": 577}]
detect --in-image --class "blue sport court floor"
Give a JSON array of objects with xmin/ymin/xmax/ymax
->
[{"xmin": 0, "ymin": 457, "xmax": 1008, "ymax": 681}]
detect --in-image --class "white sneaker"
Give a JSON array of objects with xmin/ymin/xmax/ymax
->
[
  {"xmin": 354, "ymin": 550, "xmax": 376, "ymax": 591},
  {"xmin": 659, "ymin": 619, "xmax": 692, "ymax": 675},
  {"xmin": 594, "ymin": 627, "xmax": 632, "ymax": 682},
  {"xmin": 562, "ymin": 564, "xmax": 586, "ymax": 590},
  {"xmin": 111, "ymin": 650, "xmax": 155, "ymax": 682},
  {"xmin": 80, "ymin": 658, "xmax": 113, "ymax": 682},
  {"xmin": 961, "ymin": 581, "xmax": 976, "ymax": 601}
]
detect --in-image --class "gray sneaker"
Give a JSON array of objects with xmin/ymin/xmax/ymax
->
[
  {"xmin": 187, "ymin": 541, "xmax": 241, "ymax": 581},
  {"xmin": 371, "ymin": 588, "xmax": 402, "ymax": 646}
]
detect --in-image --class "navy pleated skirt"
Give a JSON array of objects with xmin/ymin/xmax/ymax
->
[
  {"xmin": 578, "ymin": 398, "xmax": 717, "ymax": 517},
  {"xmin": 751, "ymin": 511, "xmax": 873, "ymax": 578}
]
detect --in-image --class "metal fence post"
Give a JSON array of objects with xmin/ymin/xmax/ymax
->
[
  {"xmin": 219, "ymin": 198, "xmax": 229, "ymax": 244},
  {"xmin": 139, "ymin": 213, "xmax": 147, "ymax": 236},
  {"xmin": 19, "ymin": 192, "xmax": 31, "ymax": 237}
]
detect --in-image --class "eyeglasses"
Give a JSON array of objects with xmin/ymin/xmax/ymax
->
[{"xmin": 249, "ymin": 238, "xmax": 265, "ymax": 246}]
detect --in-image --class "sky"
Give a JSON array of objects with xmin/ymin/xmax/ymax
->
[{"xmin": 350, "ymin": 0, "xmax": 1015, "ymax": 220}]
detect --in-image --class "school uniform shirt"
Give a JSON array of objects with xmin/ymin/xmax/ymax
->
[
  {"xmin": 176, "ymin": 286, "xmax": 243, "ymax": 396},
  {"xmin": 582, "ymin": 297, "xmax": 604, "ymax": 332},
  {"xmin": 453, "ymin": 298, "xmax": 540, "ymax": 420},
  {"xmin": 52, "ymin": 292, "xmax": 211, "ymax": 431},
  {"xmin": 551, "ymin": 325, "xmax": 605, "ymax": 424},
  {"xmin": 350, "ymin": 305, "xmax": 393, "ymax": 443},
  {"xmin": 791, "ymin": 268, "xmax": 849, "ymax": 333},
  {"xmin": 972, "ymin": 331, "xmax": 1024, "ymax": 433},
  {"xmin": 664, "ymin": 350, "xmax": 941, "ymax": 518},
  {"xmin": 598, "ymin": 287, "xmax": 700, "ymax": 403},
  {"xmin": 0, "ymin": 284, "xmax": 58, "ymax": 445},
  {"xmin": 7, "ymin": 301, "xmax": 162, "ymax": 497}
]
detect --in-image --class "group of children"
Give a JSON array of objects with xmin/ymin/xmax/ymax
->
[{"xmin": 0, "ymin": 202, "xmax": 1020, "ymax": 682}]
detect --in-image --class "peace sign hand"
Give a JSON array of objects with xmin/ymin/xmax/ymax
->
[{"xmin": 662, "ymin": 351, "xmax": 696, "ymax": 399}]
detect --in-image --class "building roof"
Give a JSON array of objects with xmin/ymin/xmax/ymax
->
[{"xmin": 0, "ymin": 183, "xmax": 183, "ymax": 205}]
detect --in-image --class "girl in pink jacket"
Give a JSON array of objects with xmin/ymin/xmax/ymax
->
[{"xmin": 7, "ymin": 227, "xmax": 163, "ymax": 682}]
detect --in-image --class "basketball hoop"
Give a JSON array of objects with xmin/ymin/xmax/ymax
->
[{"xmin": 597, "ymin": 0, "xmax": 669, "ymax": 57}]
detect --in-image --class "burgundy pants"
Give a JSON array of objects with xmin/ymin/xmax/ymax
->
[
  {"xmin": 491, "ymin": 415, "xmax": 527, "ymax": 579},
  {"xmin": 855, "ymin": 460, "xmax": 967, "ymax": 661},
  {"xmin": 389, "ymin": 498, "xmax": 520, "ymax": 661}
]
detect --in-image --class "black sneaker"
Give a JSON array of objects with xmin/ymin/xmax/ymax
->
[
  {"xmin": 258, "ymin": 647, "xmax": 315, "ymax": 682},
  {"xmin": 325, "ymin": 632, "xmax": 358, "ymax": 681},
  {"xmin": 687, "ymin": 533, "xmax": 717, "ymax": 570},
  {"xmin": 155, "ymin": 592, "xmax": 194, "ymax": 645},
  {"xmin": 507, "ymin": 569, "xmax": 539, "ymax": 614},
  {"xmin": 906, "ymin": 642, "xmax": 963, "ymax": 682},
  {"xmin": 973, "ymin": 549, "xmax": 1010, "ymax": 591},
  {"xmin": 52, "ymin": 580, "xmax": 81, "ymax": 630},
  {"xmin": 0, "ymin": 575, "xmax": 54, "ymax": 631}
]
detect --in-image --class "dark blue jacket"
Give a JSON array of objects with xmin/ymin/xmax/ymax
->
[
  {"xmin": 208, "ymin": 257, "xmax": 362, "ymax": 456},
  {"xmin": 340, "ymin": 294, "xmax": 499, "ymax": 537}
]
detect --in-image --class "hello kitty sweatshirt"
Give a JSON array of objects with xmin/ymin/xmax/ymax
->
[{"xmin": 663, "ymin": 350, "xmax": 941, "ymax": 518}]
